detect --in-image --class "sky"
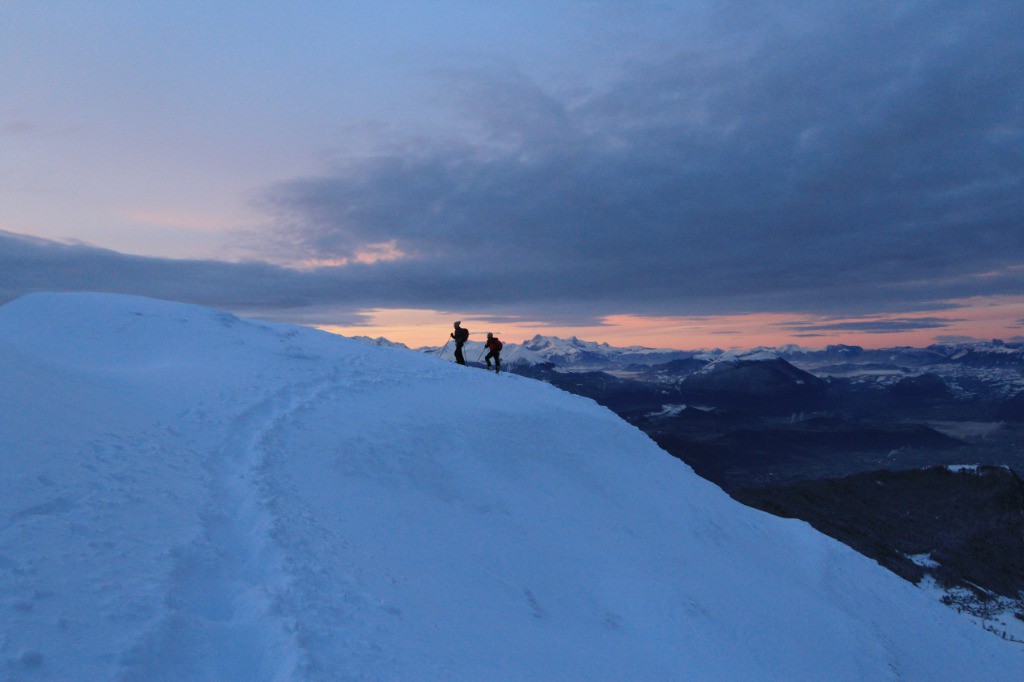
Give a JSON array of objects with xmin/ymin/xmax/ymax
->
[{"xmin": 2, "ymin": 1, "xmax": 1022, "ymax": 349}]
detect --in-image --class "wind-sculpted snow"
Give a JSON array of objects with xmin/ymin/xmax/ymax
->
[{"xmin": 0, "ymin": 293, "xmax": 1020, "ymax": 680}]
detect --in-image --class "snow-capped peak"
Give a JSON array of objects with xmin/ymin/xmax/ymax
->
[
  {"xmin": 522, "ymin": 334, "xmax": 699, "ymax": 368},
  {"xmin": 345, "ymin": 335, "xmax": 410, "ymax": 350}
]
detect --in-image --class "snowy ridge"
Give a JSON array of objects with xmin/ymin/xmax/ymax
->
[
  {"xmin": 930, "ymin": 340, "xmax": 1024, "ymax": 356},
  {"xmin": 729, "ymin": 348, "xmax": 782, "ymax": 362},
  {"xmin": 419, "ymin": 338, "xmax": 551, "ymax": 369},
  {"xmin": 690, "ymin": 350, "xmax": 789, "ymax": 376},
  {"xmin": 1, "ymin": 293, "xmax": 1021, "ymax": 680},
  {"xmin": 345, "ymin": 335, "xmax": 410, "ymax": 350},
  {"xmin": 521, "ymin": 335, "xmax": 1024, "ymax": 372},
  {"xmin": 522, "ymin": 334, "xmax": 698, "ymax": 368}
]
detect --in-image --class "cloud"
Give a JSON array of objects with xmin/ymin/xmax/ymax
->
[
  {"xmin": 0, "ymin": 229, "xmax": 616, "ymax": 328},
  {"xmin": 260, "ymin": 1, "xmax": 1023, "ymax": 322},
  {"xmin": 0, "ymin": 230, "xmax": 364, "ymax": 324},
  {"xmin": 4, "ymin": 3, "xmax": 1022, "ymax": 333},
  {"xmin": 933, "ymin": 335, "xmax": 985, "ymax": 344},
  {"xmin": 781, "ymin": 317, "xmax": 959, "ymax": 334}
]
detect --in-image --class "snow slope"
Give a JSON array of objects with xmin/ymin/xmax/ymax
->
[{"xmin": 0, "ymin": 293, "xmax": 1019, "ymax": 680}]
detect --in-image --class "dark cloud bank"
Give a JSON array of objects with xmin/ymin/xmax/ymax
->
[
  {"xmin": 780, "ymin": 316, "xmax": 961, "ymax": 335},
  {"xmin": 0, "ymin": 230, "xmax": 369, "ymax": 324},
  {"xmin": 3, "ymin": 1, "xmax": 1022, "ymax": 329}
]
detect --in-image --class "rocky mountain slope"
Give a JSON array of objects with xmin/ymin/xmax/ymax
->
[{"xmin": 735, "ymin": 465, "xmax": 1024, "ymax": 642}]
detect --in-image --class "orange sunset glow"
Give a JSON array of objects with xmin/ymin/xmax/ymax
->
[{"xmin": 315, "ymin": 295, "xmax": 1024, "ymax": 350}]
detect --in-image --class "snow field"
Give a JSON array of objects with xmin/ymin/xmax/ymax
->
[{"xmin": 0, "ymin": 293, "xmax": 1021, "ymax": 680}]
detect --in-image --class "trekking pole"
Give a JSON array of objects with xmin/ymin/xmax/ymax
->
[{"xmin": 437, "ymin": 339, "xmax": 450, "ymax": 358}]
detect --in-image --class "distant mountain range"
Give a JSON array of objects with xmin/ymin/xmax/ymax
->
[
  {"xmin": 350, "ymin": 332, "xmax": 1024, "ymax": 374},
  {"xmin": 348, "ymin": 333, "xmax": 1024, "ymax": 423},
  {"xmin": 518, "ymin": 334, "xmax": 1024, "ymax": 376},
  {"xmin": 347, "ymin": 335, "xmax": 410, "ymax": 350},
  {"xmin": 345, "ymin": 333, "xmax": 1024, "ymax": 414},
  {"xmin": 519, "ymin": 334, "xmax": 699, "ymax": 369}
]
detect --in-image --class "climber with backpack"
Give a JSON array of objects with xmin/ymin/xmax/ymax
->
[
  {"xmin": 451, "ymin": 321, "xmax": 470, "ymax": 365},
  {"xmin": 484, "ymin": 332, "xmax": 503, "ymax": 373}
]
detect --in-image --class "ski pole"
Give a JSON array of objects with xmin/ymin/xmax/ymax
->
[{"xmin": 437, "ymin": 339, "xmax": 450, "ymax": 358}]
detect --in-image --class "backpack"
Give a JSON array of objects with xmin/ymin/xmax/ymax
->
[
  {"xmin": 492, "ymin": 338, "xmax": 503, "ymax": 351},
  {"xmin": 455, "ymin": 326, "xmax": 469, "ymax": 343}
]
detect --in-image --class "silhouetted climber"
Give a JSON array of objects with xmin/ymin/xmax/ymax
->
[
  {"xmin": 484, "ymin": 332, "xmax": 502, "ymax": 373},
  {"xmin": 451, "ymin": 321, "xmax": 469, "ymax": 365}
]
